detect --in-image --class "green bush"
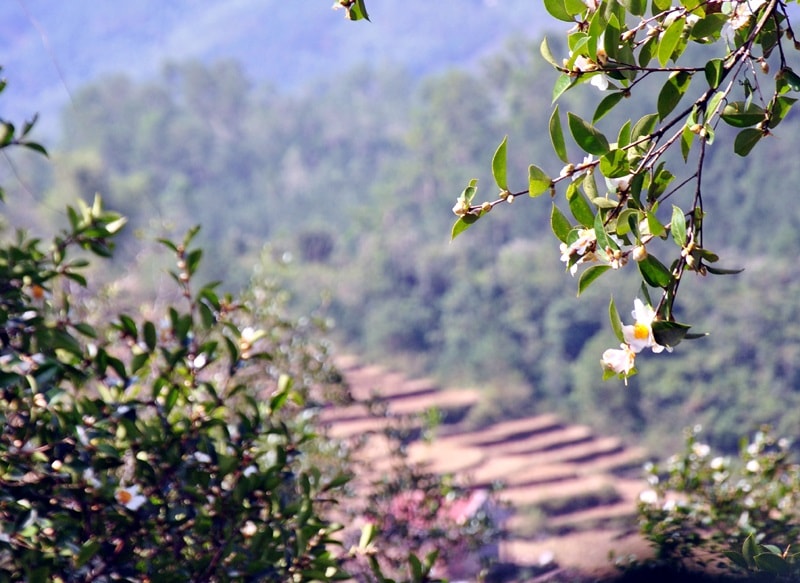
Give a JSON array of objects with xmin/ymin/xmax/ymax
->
[{"xmin": 638, "ymin": 426, "xmax": 800, "ymax": 575}]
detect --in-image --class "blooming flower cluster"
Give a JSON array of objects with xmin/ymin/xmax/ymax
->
[{"xmin": 602, "ymin": 299, "xmax": 672, "ymax": 382}]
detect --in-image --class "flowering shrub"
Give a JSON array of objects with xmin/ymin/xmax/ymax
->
[
  {"xmin": 0, "ymin": 70, "xmax": 504, "ymax": 581},
  {"xmin": 0, "ymin": 206, "xmax": 356, "ymax": 579},
  {"xmin": 638, "ymin": 426, "xmax": 800, "ymax": 572}
]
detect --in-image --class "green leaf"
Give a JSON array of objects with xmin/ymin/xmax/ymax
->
[
  {"xmin": 705, "ymin": 265, "xmax": 744, "ymax": 275},
  {"xmin": 781, "ymin": 67, "xmax": 800, "ymax": 91},
  {"xmin": 604, "ymin": 17, "xmax": 621, "ymax": 61},
  {"xmin": 73, "ymin": 322, "xmax": 97, "ymax": 338},
  {"xmin": 345, "ymin": 0, "xmax": 370, "ymax": 21},
  {"xmin": 733, "ymin": 128, "xmax": 762, "ymax": 156},
  {"xmin": 451, "ymin": 213, "xmax": 482, "ymax": 240},
  {"xmin": 631, "ymin": 113, "xmax": 659, "ymax": 142},
  {"xmin": 544, "ymin": 0, "xmax": 580, "ymax": 21},
  {"xmin": 754, "ymin": 553, "xmax": 790, "ymax": 575},
  {"xmin": 549, "ymin": 106, "xmax": 568, "ymax": 163},
  {"xmin": 653, "ymin": 0, "xmax": 671, "ymax": 13},
  {"xmin": 723, "ymin": 550, "xmax": 749, "ymax": 569},
  {"xmin": 721, "ymin": 102, "xmax": 765, "ymax": 128},
  {"xmin": 638, "ymin": 254, "xmax": 672, "ymax": 288},
  {"xmin": 652, "ymin": 320, "xmax": 691, "ymax": 347},
  {"xmin": 529, "ymin": 165, "xmax": 552, "ymax": 197},
  {"xmin": 76, "ymin": 539, "xmax": 102, "ymax": 568},
  {"xmin": 492, "ymin": 136, "xmax": 509, "ymax": 191},
  {"xmin": 568, "ymin": 182, "xmax": 595, "ymax": 227},
  {"xmin": 768, "ymin": 95, "xmax": 796, "ymax": 128},
  {"xmin": 609, "ymin": 297, "xmax": 625, "ymax": 343},
  {"xmin": 657, "ymin": 71, "xmax": 691, "ymax": 120},
  {"xmin": 552, "ymin": 74, "xmax": 575, "ymax": 103},
  {"xmin": 551, "ymin": 204, "xmax": 573, "ymax": 243},
  {"xmin": 658, "ymin": 18, "xmax": 684, "ymax": 66},
  {"xmin": 599, "ymin": 149, "xmax": 629, "ymax": 178},
  {"xmin": 704, "ymin": 59, "xmax": 724, "ymax": 87},
  {"xmin": 625, "ymin": 0, "xmax": 647, "ymax": 16},
  {"xmin": 742, "ymin": 534, "xmax": 758, "ymax": 568},
  {"xmin": 540, "ymin": 37, "xmax": 560, "ymax": 68},
  {"xmin": 670, "ymin": 205, "xmax": 687, "ymax": 248},
  {"xmin": 617, "ymin": 120, "xmax": 632, "ymax": 148},
  {"xmin": 645, "ymin": 211, "xmax": 666, "ymax": 238},
  {"xmin": 568, "ymin": 112, "xmax": 610, "ymax": 155},
  {"xmin": 593, "ymin": 210, "xmax": 618, "ymax": 253},
  {"xmin": 578, "ymin": 265, "xmax": 610, "ymax": 296},
  {"xmin": 680, "ymin": 123, "xmax": 694, "ymax": 161},
  {"xmin": 143, "ymin": 321, "xmax": 157, "ymax": 351},
  {"xmin": 691, "ymin": 14, "xmax": 728, "ymax": 41},
  {"xmin": 594, "ymin": 92, "xmax": 624, "ymax": 123}
]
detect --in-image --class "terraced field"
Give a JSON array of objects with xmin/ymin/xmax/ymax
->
[{"xmin": 320, "ymin": 356, "xmax": 655, "ymax": 578}]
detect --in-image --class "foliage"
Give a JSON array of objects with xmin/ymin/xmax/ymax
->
[
  {"xmin": 0, "ymin": 200, "xmax": 355, "ymax": 580},
  {"xmin": 364, "ymin": 0, "xmax": 800, "ymax": 382},
  {"xmin": 638, "ymin": 426, "xmax": 800, "ymax": 574},
  {"xmin": 0, "ymin": 52, "xmax": 511, "ymax": 581}
]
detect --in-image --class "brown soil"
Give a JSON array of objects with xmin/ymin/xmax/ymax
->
[{"xmin": 323, "ymin": 356, "xmax": 657, "ymax": 579}]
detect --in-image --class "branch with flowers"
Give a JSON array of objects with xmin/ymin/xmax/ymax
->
[{"xmin": 443, "ymin": 0, "xmax": 800, "ymax": 381}]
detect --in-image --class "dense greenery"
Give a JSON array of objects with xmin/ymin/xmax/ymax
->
[
  {"xmin": 0, "ymin": 67, "xmax": 505, "ymax": 581},
  {"xmin": 8, "ymin": 36, "xmax": 798, "ymax": 456}
]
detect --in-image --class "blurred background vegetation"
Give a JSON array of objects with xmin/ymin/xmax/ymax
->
[{"xmin": 3, "ymin": 0, "xmax": 800, "ymax": 460}]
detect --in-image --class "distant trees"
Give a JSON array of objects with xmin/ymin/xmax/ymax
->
[{"xmin": 10, "ymin": 21, "xmax": 800, "ymax": 457}]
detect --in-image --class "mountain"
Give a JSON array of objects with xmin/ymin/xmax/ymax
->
[{"xmin": 1, "ymin": 0, "xmax": 550, "ymax": 133}]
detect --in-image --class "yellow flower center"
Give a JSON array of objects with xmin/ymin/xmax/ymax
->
[
  {"xmin": 633, "ymin": 322, "xmax": 650, "ymax": 340},
  {"xmin": 117, "ymin": 490, "xmax": 132, "ymax": 504}
]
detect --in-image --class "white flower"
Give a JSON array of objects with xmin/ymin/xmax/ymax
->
[
  {"xmin": 241, "ymin": 520, "xmax": 258, "ymax": 538},
  {"xmin": 115, "ymin": 485, "xmax": 147, "ymax": 511},
  {"xmin": 590, "ymin": 74, "xmax": 609, "ymax": 91},
  {"xmin": 601, "ymin": 343, "xmax": 636, "ymax": 376},
  {"xmin": 573, "ymin": 55, "xmax": 609, "ymax": 91},
  {"xmin": 573, "ymin": 55, "xmax": 599, "ymax": 73},
  {"xmin": 193, "ymin": 451, "xmax": 212, "ymax": 464},
  {"xmin": 606, "ymin": 174, "xmax": 633, "ymax": 194},
  {"xmin": 729, "ymin": 0, "xmax": 766, "ymax": 30},
  {"xmin": 746, "ymin": 459, "xmax": 761, "ymax": 473},
  {"xmin": 639, "ymin": 489, "xmax": 659, "ymax": 505},
  {"xmin": 622, "ymin": 299, "xmax": 671, "ymax": 353},
  {"xmin": 710, "ymin": 456, "xmax": 727, "ymax": 470},
  {"xmin": 559, "ymin": 228, "xmax": 597, "ymax": 275},
  {"xmin": 243, "ymin": 465, "xmax": 258, "ymax": 477},
  {"xmin": 83, "ymin": 468, "xmax": 101, "ymax": 489}
]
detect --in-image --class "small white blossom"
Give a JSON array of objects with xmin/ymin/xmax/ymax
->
[
  {"xmin": 241, "ymin": 520, "xmax": 258, "ymax": 538},
  {"xmin": 622, "ymin": 299, "xmax": 671, "ymax": 354},
  {"xmin": 115, "ymin": 485, "xmax": 147, "ymax": 511},
  {"xmin": 639, "ymin": 489, "xmax": 659, "ymax": 505},
  {"xmin": 710, "ymin": 456, "xmax": 727, "ymax": 470},
  {"xmin": 559, "ymin": 228, "xmax": 597, "ymax": 275},
  {"xmin": 746, "ymin": 459, "xmax": 761, "ymax": 473},
  {"xmin": 193, "ymin": 451, "xmax": 212, "ymax": 464},
  {"xmin": 243, "ymin": 465, "xmax": 258, "ymax": 477},
  {"xmin": 606, "ymin": 174, "xmax": 633, "ymax": 194},
  {"xmin": 601, "ymin": 343, "xmax": 636, "ymax": 377}
]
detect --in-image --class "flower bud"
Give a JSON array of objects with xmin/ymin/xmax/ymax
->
[
  {"xmin": 632, "ymin": 245, "xmax": 648, "ymax": 262},
  {"xmin": 481, "ymin": 201, "xmax": 492, "ymax": 213}
]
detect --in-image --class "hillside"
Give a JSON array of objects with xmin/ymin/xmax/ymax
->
[
  {"xmin": 1, "ymin": 0, "xmax": 549, "ymax": 132},
  {"xmin": 324, "ymin": 356, "xmax": 654, "ymax": 579}
]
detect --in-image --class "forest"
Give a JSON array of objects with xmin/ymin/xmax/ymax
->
[{"xmin": 3, "ymin": 34, "xmax": 799, "ymax": 458}]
